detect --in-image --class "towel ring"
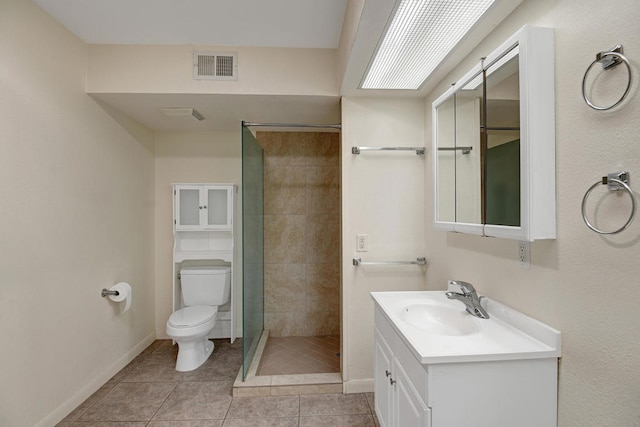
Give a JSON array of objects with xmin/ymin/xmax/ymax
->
[
  {"xmin": 581, "ymin": 172, "xmax": 636, "ymax": 235},
  {"xmin": 581, "ymin": 46, "xmax": 632, "ymax": 111}
]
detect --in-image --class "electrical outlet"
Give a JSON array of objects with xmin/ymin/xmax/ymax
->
[
  {"xmin": 518, "ymin": 241, "xmax": 530, "ymax": 269},
  {"xmin": 356, "ymin": 234, "xmax": 368, "ymax": 252}
]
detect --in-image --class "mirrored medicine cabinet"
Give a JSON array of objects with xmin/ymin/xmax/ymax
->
[{"xmin": 433, "ymin": 25, "xmax": 556, "ymax": 241}]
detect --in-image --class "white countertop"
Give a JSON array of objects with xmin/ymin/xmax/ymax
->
[{"xmin": 371, "ymin": 291, "xmax": 561, "ymax": 364}]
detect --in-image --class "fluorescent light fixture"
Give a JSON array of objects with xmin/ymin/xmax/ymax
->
[
  {"xmin": 160, "ymin": 108, "xmax": 205, "ymax": 121},
  {"xmin": 360, "ymin": 0, "xmax": 496, "ymax": 90}
]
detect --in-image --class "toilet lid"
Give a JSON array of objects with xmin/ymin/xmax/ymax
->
[{"xmin": 168, "ymin": 305, "xmax": 218, "ymax": 328}]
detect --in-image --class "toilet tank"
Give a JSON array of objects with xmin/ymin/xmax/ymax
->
[{"xmin": 180, "ymin": 265, "xmax": 231, "ymax": 306}]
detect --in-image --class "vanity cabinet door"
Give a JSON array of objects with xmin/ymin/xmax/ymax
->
[
  {"xmin": 374, "ymin": 329, "xmax": 393, "ymax": 427},
  {"xmin": 393, "ymin": 359, "xmax": 431, "ymax": 427},
  {"xmin": 375, "ymin": 327, "xmax": 431, "ymax": 427}
]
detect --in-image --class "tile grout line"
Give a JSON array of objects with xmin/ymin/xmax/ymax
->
[
  {"xmin": 135, "ymin": 381, "xmax": 180, "ymax": 425},
  {"xmin": 222, "ymin": 386, "xmax": 233, "ymax": 422},
  {"xmin": 63, "ymin": 345, "xmax": 159, "ymax": 423},
  {"xmin": 67, "ymin": 382, "xmax": 116, "ymax": 422}
]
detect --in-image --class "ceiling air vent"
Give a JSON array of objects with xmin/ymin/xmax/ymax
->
[{"xmin": 194, "ymin": 51, "xmax": 238, "ymax": 81}]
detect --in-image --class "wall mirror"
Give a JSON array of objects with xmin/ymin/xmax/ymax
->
[{"xmin": 433, "ymin": 25, "xmax": 556, "ymax": 241}]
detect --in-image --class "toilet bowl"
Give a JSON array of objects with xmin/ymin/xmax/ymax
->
[
  {"xmin": 166, "ymin": 264, "xmax": 231, "ymax": 372},
  {"xmin": 166, "ymin": 305, "xmax": 218, "ymax": 372}
]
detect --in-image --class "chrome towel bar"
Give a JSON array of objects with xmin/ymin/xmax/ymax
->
[
  {"xmin": 437, "ymin": 146, "xmax": 473, "ymax": 155},
  {"xmin": 353, "ymin": 257, "xmax": 427, "ymax": 266},
  {"xmin": 352, "ymin": 146, "xmax": 425, "ymax": 155}
]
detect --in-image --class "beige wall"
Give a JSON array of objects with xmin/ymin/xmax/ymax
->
[
  {"xmin": 341, "ymin": 97, "xmax": 427, "ymax": 392},
  {"xmin": 0, "ymin": 1, "xmax": 156, "ymax": 426},
  {"xmin": 87, "ymin": 45, "xmax": 338, "ymax": 96},
  {"xmin": 7, "ymin": 0, "xmax": 640, "ymax": 425},
  {"xmin": 258, "ymin": 132, "xmax": 341, "ymax": 337},
  {"xmin": 154, "ymin": 131, "xmax": 243, "ymax": 339},
  {"xmin": 423, "ymin": 0, "xmax": 640, "ymax": 426}
]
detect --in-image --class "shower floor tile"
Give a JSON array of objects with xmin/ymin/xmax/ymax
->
[{"xmin": 257, "ymin": 335, "xmax": 340, "ymax": 376}]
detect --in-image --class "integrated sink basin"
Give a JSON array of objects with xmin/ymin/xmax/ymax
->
[
  {"xmin": 371, "ymin": 291, "xmax": 561, "ymax": 364},
  {"xmin": 399, "ymin": 303, "xmax": 481, "ymax": 336},
  {"xmin": 372, "ymin": 289, "xmax": 562, "ymax": 427}
]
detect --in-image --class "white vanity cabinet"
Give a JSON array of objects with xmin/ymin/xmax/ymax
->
[
  {"xmin": 373, "ymin": 293, "xmax": 560, "ymax": 427},
  {"xmin": 175, "ymin": 184, "xmax": 233, "ymax": 230}
]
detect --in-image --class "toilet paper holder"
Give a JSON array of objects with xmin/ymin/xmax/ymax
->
[
  {"xmin": 101, "ymin": 288, "xmax": 120, "ymax": 297},
  {"xmin": 102, "ymin": 282, "xmax": 132, "ymax": 315}
]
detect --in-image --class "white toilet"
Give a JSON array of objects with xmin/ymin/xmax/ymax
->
[{"xmin": 166, "ymin": 264, "xmax": 231, "ymax": 372}]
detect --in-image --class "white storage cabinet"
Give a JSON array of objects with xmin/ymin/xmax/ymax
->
[
  {"xmin": 175, "ymin": 184, "xmax": 233, "ymax": 230},
  {"xmin": 172, "ymin": 183, "xmax": 237, "ymax": 342}
]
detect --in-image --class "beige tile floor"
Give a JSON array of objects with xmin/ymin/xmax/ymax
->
[
  {"xmin": 58, "ymin": 339, "xmax": 379, "ymax": 426},
  {"xmin": 257, "ymin": 336, "xmax": 340, "ymax": 376}
]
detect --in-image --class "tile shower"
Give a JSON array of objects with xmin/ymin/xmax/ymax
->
[{"xmin": 257, "ymin": 132, "xmax": 341, "ymax": 338}]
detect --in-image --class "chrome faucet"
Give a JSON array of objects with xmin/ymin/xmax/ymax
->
[{"xmin": 446, "ymin": 281, "xmax": 490, "ymax": 319}]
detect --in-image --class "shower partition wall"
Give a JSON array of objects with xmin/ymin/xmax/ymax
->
[{"xmin": 241, "ymin": 125, "xmax": 264, "ymax": 380}]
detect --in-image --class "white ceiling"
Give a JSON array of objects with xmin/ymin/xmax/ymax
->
[
  {"xmin": 33, "ymin": 0, "xmax": 349, "ymax": 132},
  {"xmin": 33, "ymin": 0, "xmax": 348, "ymax": 48},
  {"xmin": 32, "ymin": 0, "xmax": 522, "ymax": 132},
  {"xmin": 94, "ymin": 93, "xmax": 342, "ymax": 132}
]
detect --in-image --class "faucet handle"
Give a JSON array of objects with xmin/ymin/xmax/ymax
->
[{"xmin": 449, "ymin": 280, "xmax": 476, "ymax": 295}]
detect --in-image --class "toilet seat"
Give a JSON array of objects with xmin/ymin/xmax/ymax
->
[{"xmin": 168, "ymin": 305, "xmax": 218, "ymax": 328}]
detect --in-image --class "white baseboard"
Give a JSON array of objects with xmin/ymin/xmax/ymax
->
[
  {"xmin": 343, "ymin": 378, "xmax": 374, "ymax": 394},
  {"xmin": 37, "ymin": 332, "xmax": 156, "ymax": 427}
]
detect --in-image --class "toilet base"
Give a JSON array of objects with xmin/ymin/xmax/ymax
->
[{"xmin": 175, "ymin": 338, "xmax": 215, "ymax": 372}]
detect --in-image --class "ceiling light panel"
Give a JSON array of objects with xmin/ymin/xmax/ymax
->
[{"xmin": 361, "ymin": 0, "xmax": 496, "ymax": 90}]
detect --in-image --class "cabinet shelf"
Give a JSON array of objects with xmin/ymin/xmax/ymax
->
[{"xmin": 174, "ymin": 251, "xmax": 233, "ymax": 263}]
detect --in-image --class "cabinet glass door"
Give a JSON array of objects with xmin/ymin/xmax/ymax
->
[
  {"xmin": 176, "ymin": 187, "xmax": 201, "ymax": 228},
  {"xmin": 207, "ymin": 188, "xmax": 229, "ymax": 228}
]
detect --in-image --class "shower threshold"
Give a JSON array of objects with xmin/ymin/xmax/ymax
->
[{"xmin": 232, "ymin": 330, "xmax": 342, "ymax": 397}]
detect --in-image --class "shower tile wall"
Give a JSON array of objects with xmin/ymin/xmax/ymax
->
[{"xmin": 257, "ymin": 132, "xmax": 340, "ymax": 337}]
